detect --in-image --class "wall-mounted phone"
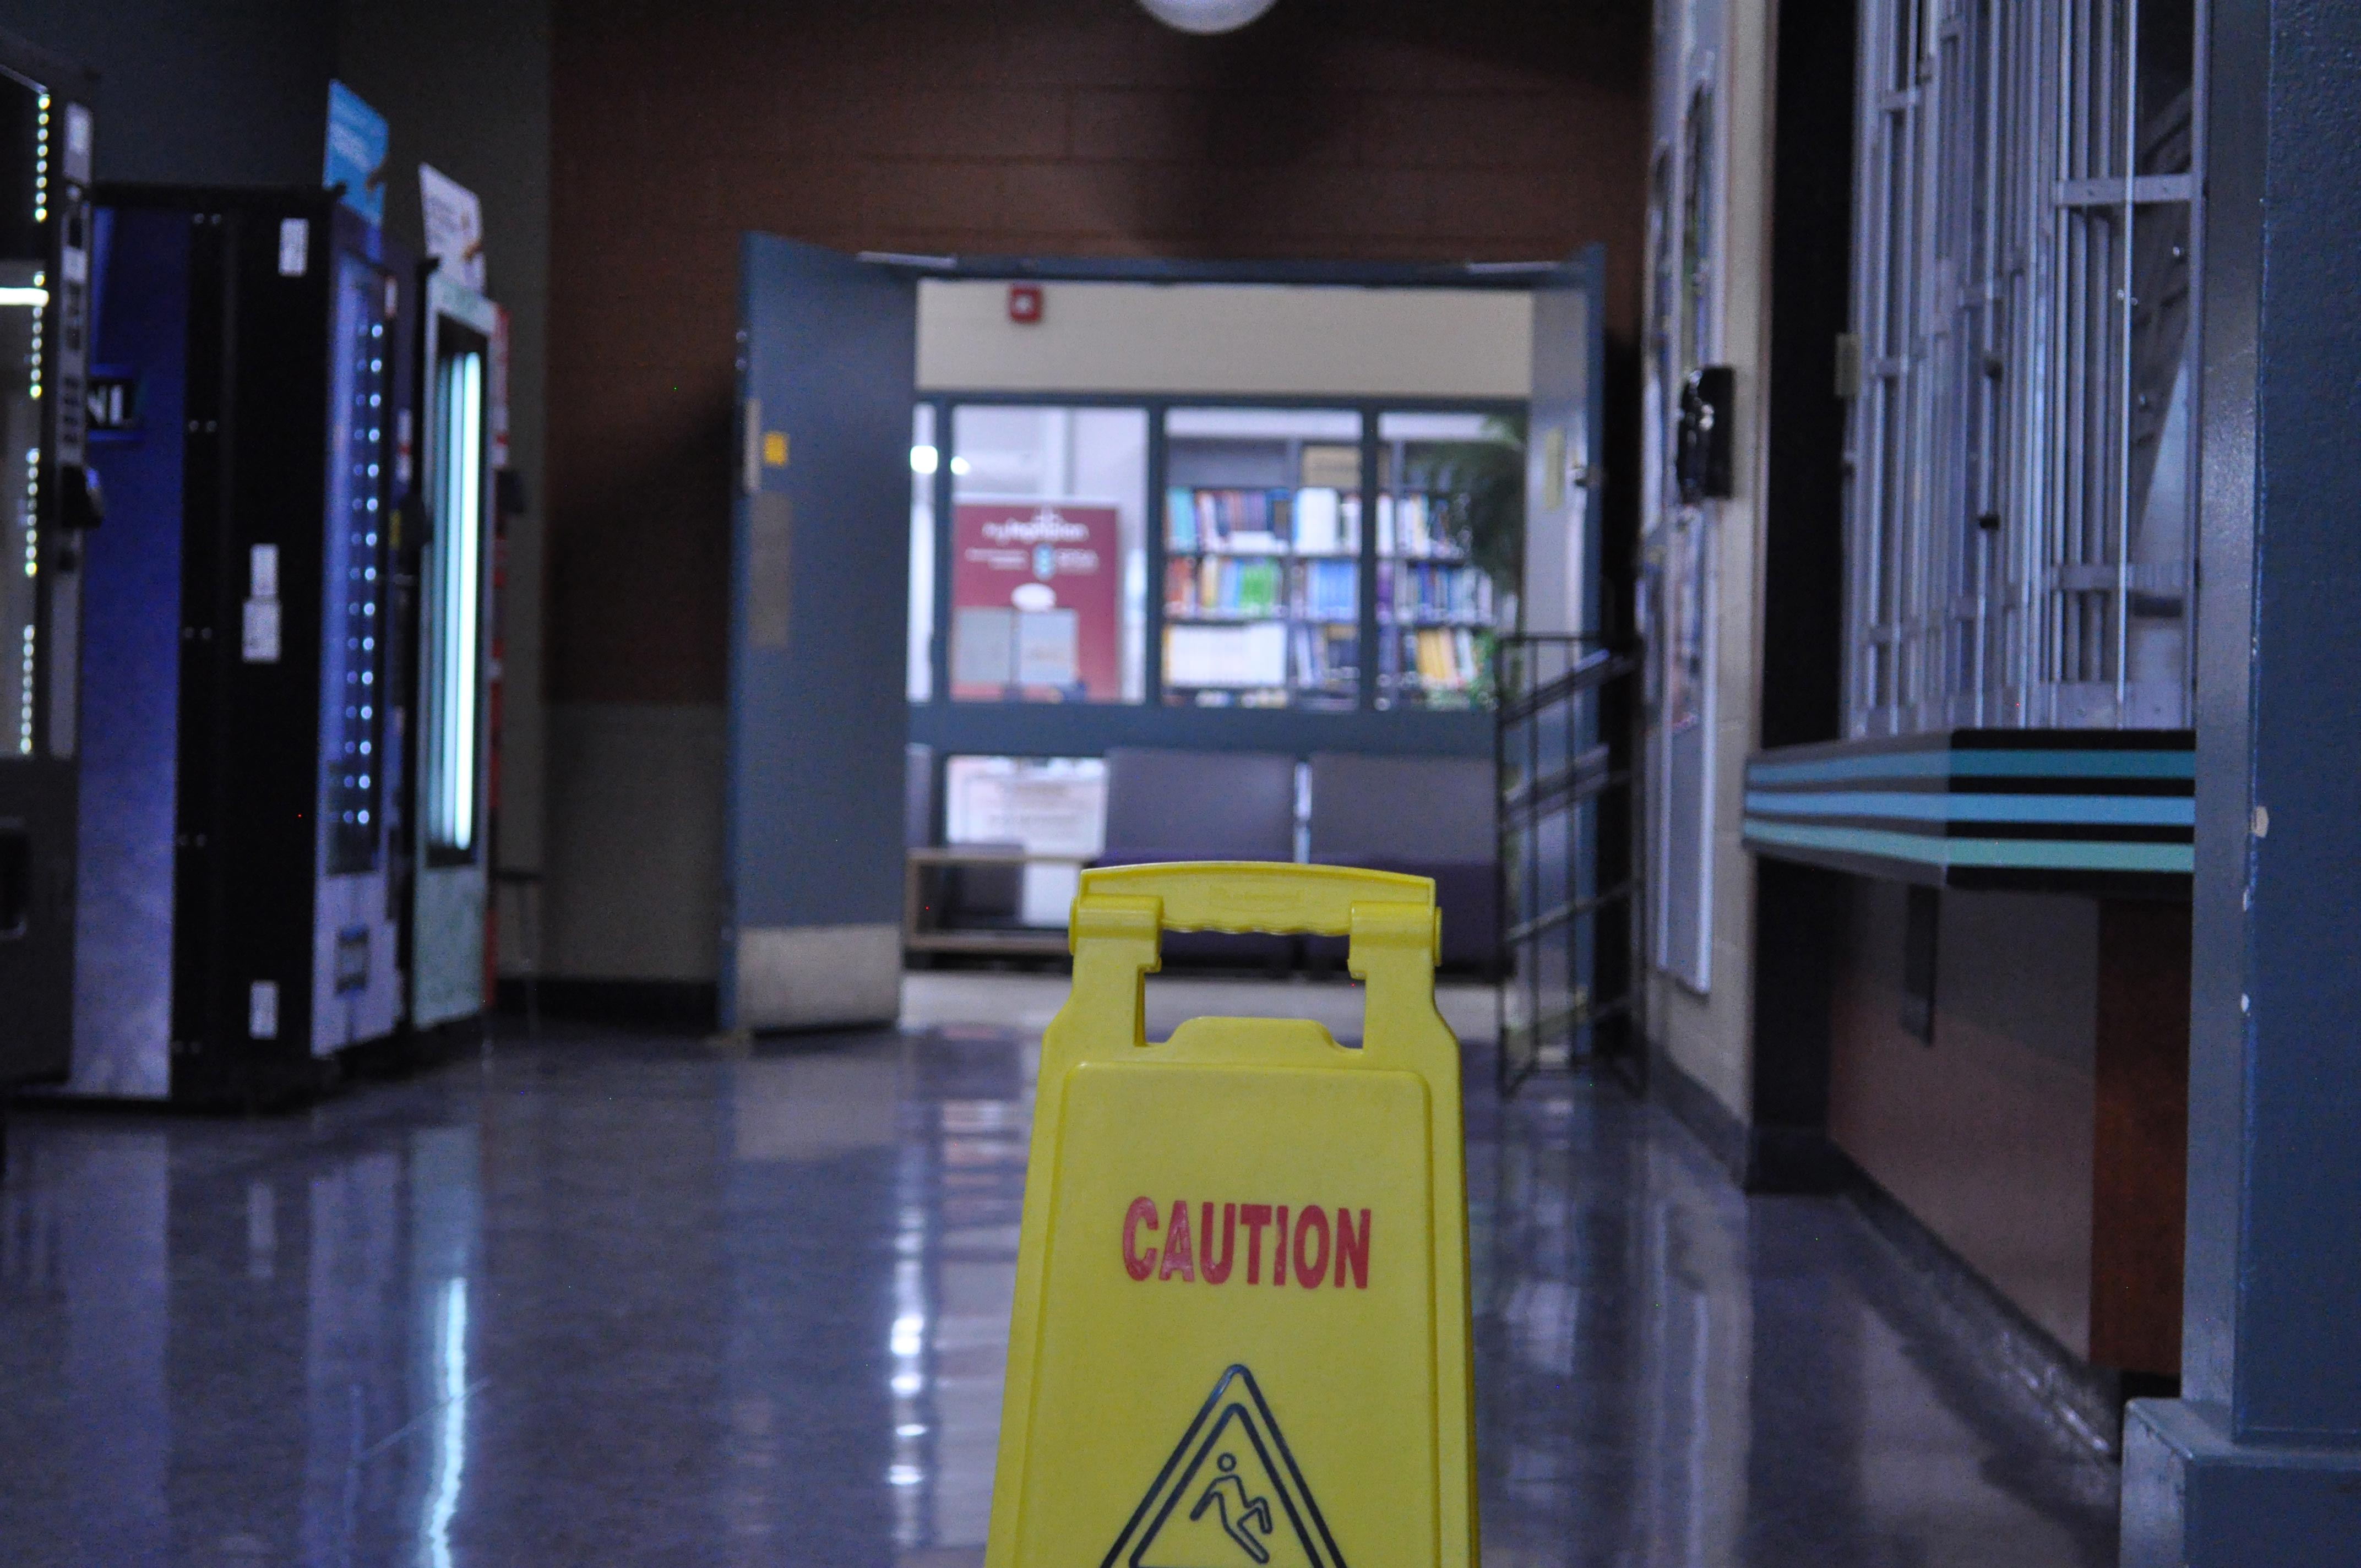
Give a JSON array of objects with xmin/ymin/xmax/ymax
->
[{"xmin": 1676, "ymin": 365, "xmax": 1734, "ymax": 503}]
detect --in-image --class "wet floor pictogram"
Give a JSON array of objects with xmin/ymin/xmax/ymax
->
[{"xmin": 1109, "ymin": 1365, "xmax": 1345, "ymax": 1568}]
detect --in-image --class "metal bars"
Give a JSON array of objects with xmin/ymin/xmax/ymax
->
[
  {"xmin": 1844, "ymin": 0, "xmax": 2204, "ymax": 737},
  {"xmin": 1495, "ymin": 635, "xmax": 1642, "ymax": 1094}
]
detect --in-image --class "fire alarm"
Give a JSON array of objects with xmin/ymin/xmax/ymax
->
[{"xmin": 1008, "ymin": 284, "xmax": 1044, "ymax": 324}]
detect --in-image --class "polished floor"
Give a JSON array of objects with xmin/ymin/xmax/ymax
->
[{"xmin": 0, "ymin": 974, "xmax": 2119, "ymax": 1566}]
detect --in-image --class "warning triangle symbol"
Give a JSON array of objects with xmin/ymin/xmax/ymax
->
[{"xmin": 1103, "ymin": 1365, "xmax": 1347, "ymax": 1568}]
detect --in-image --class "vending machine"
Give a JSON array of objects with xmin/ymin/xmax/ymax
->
[
  {"xmin": 398, "ymin": 266, "xmax": 497, "ymax": 1044},
  {"xmin": 70, "ymin": 186, "xmax": 405, "ymax": 1104},
  {"xmin": 0, "ymin": 34, "xmax": 96, "ymax": 1101}
]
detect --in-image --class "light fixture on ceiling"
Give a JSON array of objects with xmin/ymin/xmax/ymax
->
[{"xmin": 1138, "ymin": 0, "xmax": 1280, "ymax": 35}]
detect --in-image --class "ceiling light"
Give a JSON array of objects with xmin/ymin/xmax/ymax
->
[{"xmin": 1138, "ymin": 0, "xmax": 1280, "ymax": 35}]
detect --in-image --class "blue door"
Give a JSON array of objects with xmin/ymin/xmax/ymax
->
[
  {"xmin": 1514, "ymin": 248, "xmax": 1614, "ymax": 1065},
  {"xmin": 1525, "ymin": 247, "xmax": 1607, "ymax": 638},
  {"xmin": 725, "ymin": 238, "xmax": 916, "ymax": 1030}
]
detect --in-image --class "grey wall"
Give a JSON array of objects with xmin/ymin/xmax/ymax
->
[
  {"xmin": 0, "ymin": 1, "xmax": 335, "ymax": 185},
  {"xmin": 336, "ymin": 0, "xmax": 552, "ymax": 974}
]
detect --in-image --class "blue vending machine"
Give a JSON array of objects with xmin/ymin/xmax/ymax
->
[
  {"xmin": 0, "ymin": 32, "xmax": 97, "ymax": 1119},
  {"xmin": 72, "ymin": 187, "xmax": 406, "ymax": 1105}
]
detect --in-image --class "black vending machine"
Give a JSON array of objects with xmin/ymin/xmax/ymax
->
[
  {"xmin": 69, "ymin": 186, "xmax": 409, "ymax": 1104},
  {"xmin": 0, "ymin": 33, "xmax": 96, "ymax": 1108}
]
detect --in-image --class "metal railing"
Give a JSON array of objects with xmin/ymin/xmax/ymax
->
[
  {"xmin": 1494, "ymin": 635, "xmax": 1644, "ymax": 1095},
  {"xmin": 1845, "ymin": 0, "xmax": 2202, "ymax": 736}
]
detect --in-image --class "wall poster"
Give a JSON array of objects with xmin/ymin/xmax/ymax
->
[
  {"xmin": 1656, "ymin": 505, "xmax": 1715, "ymax": 993},
  {"xmin": 950, "ymin": 502, "xmax": 1122, "ymax": 702},
  {"xmin": 1646, "ymin": 66, "xmax": 1722, "ymax": 995}
]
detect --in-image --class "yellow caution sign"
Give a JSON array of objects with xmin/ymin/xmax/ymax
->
[{"xmin": 986, "ymin": 862, "xmax": 1477, "ymax": 1568}]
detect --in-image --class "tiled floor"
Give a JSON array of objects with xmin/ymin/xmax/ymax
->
[{"xmin": 0, "ymin": 975, "xmax": 2118, "ymax": 1565}]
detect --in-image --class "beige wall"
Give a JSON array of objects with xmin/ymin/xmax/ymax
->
[
  {"xmin": 1643, "ymin": 0, "xmax": 1776, "ymax": 1121},
  {"xmin": 917, "ymin": 281, "xmax": 1533, "ymax": 397}
]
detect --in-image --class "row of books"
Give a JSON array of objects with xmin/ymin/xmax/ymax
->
[
  {"xmin": 1179, "ymin": 688, "xmax": 1301, "ymax": 710},
  {"xmin": 1165, "ymin": 556, "xmax": 1283, "ymax": 617},
  {"xmin": 1163, "ymin": 622, "xmax": 1361, "ymax": 693},
  {"xmin": 1161, "ymin": 629, "xmax": 1489, "ymax": 694},
  {"xmin": 1165, "ymin": 622, "xmax": 1288, "ymax": 688},
  {"xmin": 1166, "ymin": 487, "xmax": 1359, "ymax": 555},
  {"xmin": 1160, "ymin": 560, "xmax": 1495, "ymax": 624},
  {"xmin": 1292, "ymin": 625, "xmax": 1359, "ymax": 690},
  {"xmin": 1378, "ymin": 493, "xmax": 1470, "ymax": 560},
  {"xmin": 1162, "ymin": 486, "xmax": 1470, "ymax": 560},
  {"xmin": 1167, "ymin": 487, "xmax": 1286, "ymax": 552},
  {"xmin": 1163, "ymin": 557, "xmax": 1359, "ymax": 620},
  {"xmin": 1379, "ymin": 562, "xmax": 1495, "ymax": 624},
  {"xmin": 1397, "ymin": 627, "xmax": 1489, "ymax": 692},
  {"xmin": 1294, "ymin": 559, "xmax": 1361, "ymax": 620}
]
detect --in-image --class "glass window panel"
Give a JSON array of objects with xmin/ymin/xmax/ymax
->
[
  {"xmin": 423, "ymin": 339, "xmax": 485, "ymax": 854},
  {"xmin": 942, "ymin": 754, "xmax": 1105, "ymax": 927},
  {"xmin": 2121, "ymin": 199, "xmax": 2195, "ymax": 726},
  {"xmin": 2137, "ymin": 0, "xmax": 2197, "ymax": 175},
  {"xmin": 1162, "ymin": 406, "xmax": 1361, "ymax": 711},
  {"xmin": 1375, "ymin": 410, "xmax": 1522, "ymax": 711},
  {"xmin": 948, "ymin": 405, "xmax": 1147, "ymax": 705}
]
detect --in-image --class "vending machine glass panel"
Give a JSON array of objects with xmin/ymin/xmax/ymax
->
[
  {"xmin": 423, "ymin": 339, "xmax": 481, "ymax": 856},
  {"xmin": 405, "ymin": 270, "xmax": 496, "ymax": 1034}
]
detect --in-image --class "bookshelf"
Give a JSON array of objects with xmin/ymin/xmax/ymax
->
[
  {"xmin": 1161, "ymin": 409, "xmax": 1364, "ymax": 710},
  {"xmin": 1375, "ymin": 412, "xmax": 1519, "ymax": 710},
  {"xmin": 913, "ymin": 399, "xmax": 1524, "ymax": 725}
]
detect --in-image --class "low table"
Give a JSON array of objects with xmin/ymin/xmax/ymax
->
[{"xmin": 903, "ymin": 847, "xmax": 1090, "ymax": 958}]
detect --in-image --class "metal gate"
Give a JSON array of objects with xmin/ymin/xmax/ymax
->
[{"xmin": 1495, "ymin": 635, "xmax": 1642, "ymax": 1093}]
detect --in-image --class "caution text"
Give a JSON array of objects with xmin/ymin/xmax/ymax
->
[{"xmin": 1120, "ymin": 1197, "xmax": 1372, "ymax": 1289}]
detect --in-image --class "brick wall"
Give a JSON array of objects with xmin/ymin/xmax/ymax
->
[{"xmin": 548, "ymin": 0, "xmax": 1650, "ymax": 705}]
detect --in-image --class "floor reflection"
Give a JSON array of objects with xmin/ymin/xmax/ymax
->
[
  {"xmin": 1468, "ymin": 1069, "xmax": 2119, "ymax": 1568},
  {"xmin": 0, "ymin": 1003, "xmax": 2115, "ymax": 1566}
]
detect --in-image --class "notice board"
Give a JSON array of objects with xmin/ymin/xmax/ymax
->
[{"xmin": 951, "ymin": 502, "xmax": 1121, "ymax": 702}]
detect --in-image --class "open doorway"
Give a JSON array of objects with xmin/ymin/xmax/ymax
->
[{"xmin": 726, "ymin": 247, "xmax": 1606, "ymax": 1032}]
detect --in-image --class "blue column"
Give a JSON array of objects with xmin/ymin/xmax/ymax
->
[{"xmin": 2120, "ymin": 2, "xmax": 2361, "ymax": 1562}]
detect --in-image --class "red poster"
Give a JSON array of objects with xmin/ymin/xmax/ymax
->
[{"xmin": 951, "ymin": 502, "xmax": 1122, "ymax": 701}]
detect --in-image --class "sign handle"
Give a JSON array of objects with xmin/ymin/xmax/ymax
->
[
  {"xmin": 1072, "ymin": 861, "xmax": 1437, "ymax": 944},
  {"xmin": 1066, "ymin": 862, "xmax": 1444, "ymax": 1061}
]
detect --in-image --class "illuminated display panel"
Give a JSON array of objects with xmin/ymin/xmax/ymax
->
[
  {"xmin": 422, "ymin": 339, "xmax": 484, "ymax": 856},
  {"xmin": 322, "ymin": 255, "xmax": 390, "ymax": 872},
  {"xmin": 0, "ymin": 73, "xmax": 44, "ymax": 756}
]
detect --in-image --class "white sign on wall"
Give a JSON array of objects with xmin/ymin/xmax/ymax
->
[
  {"xmin": 944, "ymin": 756, "xmax": 1107, "ymax": 927},
  {"xmin": 418, "ymin": 163, "xmax": 486, "ymax": 291}
]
